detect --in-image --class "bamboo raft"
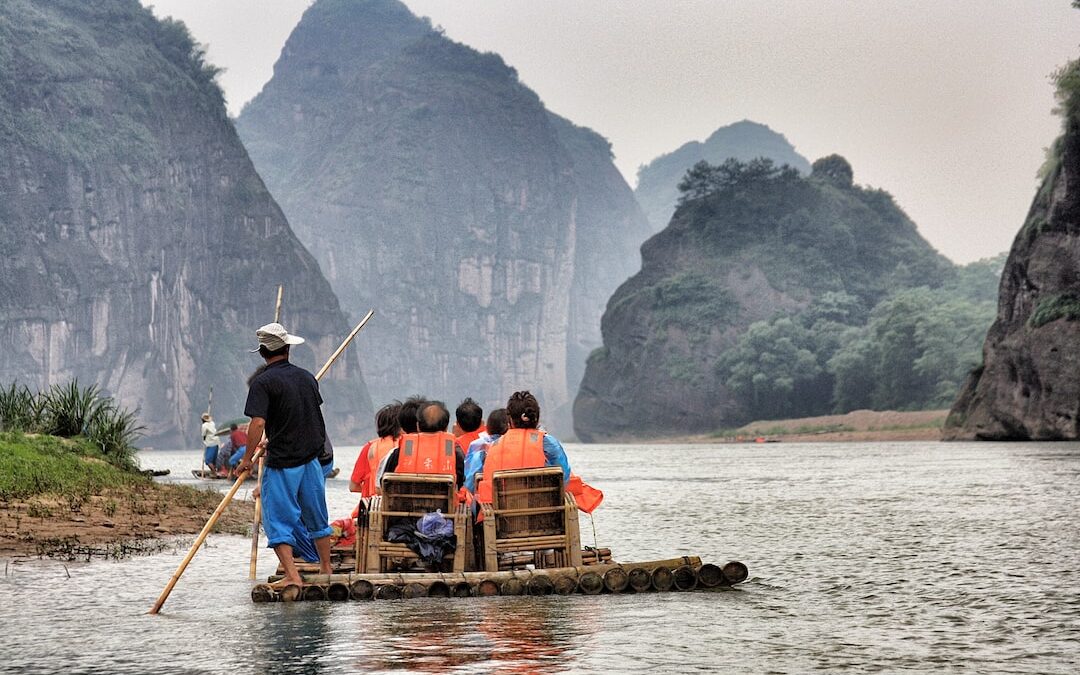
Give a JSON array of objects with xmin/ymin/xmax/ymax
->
[
  {"xmin": 254, "ymin": 467, "xmax": 749, "ymax": 604},
  {"xmin": 253, "ymin": 556, "xmax": 749, "ymax": 603}
]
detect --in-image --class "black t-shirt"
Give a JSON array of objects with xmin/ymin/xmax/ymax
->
[{"xmin": 244, "ymin": 360, "xmax": 326, "ymax": 469}]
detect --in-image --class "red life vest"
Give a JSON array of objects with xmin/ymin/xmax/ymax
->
[
  {"xmin": 456, "ymin": 425, "xmax": 485, "ymax": 452},
  {"xmin": 395, "ymin": 432, "xmax": 457, "ymax": 477},
  {"xmin": 567, "ymin": 474, "xmax": 604, "ymax": 513},
  {"xmin": 476, "ymin": 428, "xmax": 546, "ymax": 504},
  {"xmin": 361, "ymin": 435, "xmax": 397, "ymax": 498}
]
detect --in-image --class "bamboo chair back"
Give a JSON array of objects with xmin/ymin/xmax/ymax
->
[
  {"xmin": 479, "ymin": 467, "xmax": 582, "ymax": 571},
  {"xmin": 363, "ymin": 474, "xmax": 471, "ymax": 573}
]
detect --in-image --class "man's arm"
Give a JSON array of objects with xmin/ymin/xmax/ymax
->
[{"xmin": 235, "ymin": 417, "xmax": 265, "ymax": 476}]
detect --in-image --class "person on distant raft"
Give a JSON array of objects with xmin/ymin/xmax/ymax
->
[
  {"xmin": 227, "ymin": 423, "xmax": 248, "ymax": 475},
  {"xmin": 200, "ymin": 412, "xmax": 219, "ymax": 474},
  {"xmin": 454, "ymin": 397, "xmax": 486, "ymax": 451},
  {"xmin": 349, "ymin": 401, "xmax": 402, "ymax": 498},
  {"xmin": 235, "ymin": 322, "xmax": 333, "ymax": 587},
  {"xmin": 464, "ymin": 408, "xmax": 508, "ymax": 494},
  {"xmin": 378, "ymin": 400, "xmax": 466, "ymax": 490},
  {"xmin": 475, "ymin": 391, "xmax": 570, "ymax": 506}
]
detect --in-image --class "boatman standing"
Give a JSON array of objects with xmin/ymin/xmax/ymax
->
[{"xmin": 235, "ymin": 322, "xmax": 333, "ymax": 587}]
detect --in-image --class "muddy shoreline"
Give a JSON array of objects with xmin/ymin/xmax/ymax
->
[{"xmin": 0, "ymin": 482, "xmax": 255, "ymax": 560}]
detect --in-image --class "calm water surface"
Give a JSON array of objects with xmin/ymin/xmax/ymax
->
[{"xmin": 2, "ymin": 442, "xmax": 1079, "ymax": 673}]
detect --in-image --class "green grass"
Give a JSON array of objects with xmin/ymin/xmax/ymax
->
[
  {"xmin": 1029, "ymin": 294, "xmax": 1080, "ymax": 328},
  {"xmin": 0, "ymin": 431, "xmax": 145, "ymax": 502}
]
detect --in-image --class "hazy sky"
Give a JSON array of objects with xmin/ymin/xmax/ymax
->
[{"xmin": 146, "ymin": 0, "xmax": 1080, "ymax": 264}]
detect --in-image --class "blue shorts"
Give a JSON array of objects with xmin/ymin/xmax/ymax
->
[
  {"xmin": 229, "ymin": 445, "xmax": 247, "ymax": 467},
  {"xmin": 320, "ymin": 459, "xmax": 335, "ymax": 479},
  {"xmin": 261, "ymin": 457, "xmax": 333, "ymax": 549},
  {"xmin": 203, "ymin": 445, "xmax": 218, "ymax": 466}
]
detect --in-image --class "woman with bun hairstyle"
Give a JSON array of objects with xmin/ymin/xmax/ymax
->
[{"xmin": 474, "ymin": 390, "xmax": 571, "ymax": 504}]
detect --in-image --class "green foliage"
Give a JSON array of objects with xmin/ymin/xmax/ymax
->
[
  {"xmin": 650, "ymin": 272, "xmax": 738, "ymax": 327},
  {"xmin": 827, "ymin": 288, "xmax": 996, "ymax": 411},
  {"xmin": 1029, "ymin": 293, "xmax": 1080, "ymax": 328},
  {"xmin": 677, "ymin": 157, "xmax": 799, "ymax": 204},
  {"xmin": 0, "ymin": 380, "xmax": 143, "ymax": 471},
  {"xmin": 810, "ymin": 154, "xmax": 854, "ymax": 188},
  {"xmin": 0, "ymin": 432, "xmax": 143, "ymax": 502},
  {"xmin": 717, "ymin": 317, "xmax": 831, "ymax": 419}
]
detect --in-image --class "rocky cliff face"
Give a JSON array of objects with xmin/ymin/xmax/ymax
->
[
  {"xmin": 575, "ymin": 156, "xmax": 953, "ymax": 441},
  {"xmin": 0, "ymin": 0, "xmax": 372, "ymax": 446},
  {"xmin": 944, "ymin": 100, "xmax": 1080, "ymax": 439},
  {"xmin": 235, "ymin": 0, "xmax": 650, "ymax": 431},
  {"xmin": 635, "ymin": 120, "xmax": 812, "ymax": 233}
]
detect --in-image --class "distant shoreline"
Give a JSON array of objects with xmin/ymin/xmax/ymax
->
[{"xmin": 641, "ymin": 409, "xmax": 948, "ymax": 444}]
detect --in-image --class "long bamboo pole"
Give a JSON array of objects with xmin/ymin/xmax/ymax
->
[
  {"xmin": 150, "ymin": 309, "xmax": 376, "ymax": 614},
  {"xmin": 249, "ymin": 284, "xmax": 285, "ymax": 579}
]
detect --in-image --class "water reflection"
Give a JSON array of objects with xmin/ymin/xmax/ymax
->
[
  {"xmin": 253, "ymin": 603, "xmax": 334, "ymax": 675},
  {"xmin": 474, "ymin": 597, "xmax": 578, "ymax": 674},
  {"xmin": 356, "ymin": 599, "xmax": 482, "ymax": 673}
]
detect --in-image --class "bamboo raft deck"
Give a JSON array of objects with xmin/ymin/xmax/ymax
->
[{"xmin": 253, "ymin": 556, "xmax": 749, "ymax": 602}]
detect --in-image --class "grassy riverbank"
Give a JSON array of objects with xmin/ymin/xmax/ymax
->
[{"xmin": 0, "ymin": 432, "xmax": 253, "ymax": 559}]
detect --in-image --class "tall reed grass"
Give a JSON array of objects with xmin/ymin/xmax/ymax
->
[{"xmin": 0, "ymin": 380, "xmax": 143, "ymax": 470}]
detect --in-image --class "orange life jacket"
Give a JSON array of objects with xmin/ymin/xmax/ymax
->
[
  {"xmin": 395, "ymin": 432, "xmax": 457, "ymax": 477},
  {"xmin": 476, "ymin": 428, "xmax": 546, "ymax": 504},
  {"xmin": 361, "ymin": 435, "xmax": 397, "ymax": 498},
  {"xmin": 456, "ymin": 425, "xmax": 486, "ymax": 452}
]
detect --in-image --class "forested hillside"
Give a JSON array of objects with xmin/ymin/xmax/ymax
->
[{"xmin": 575, "ymin": 154, "xmax": 997, "ymax": 440}]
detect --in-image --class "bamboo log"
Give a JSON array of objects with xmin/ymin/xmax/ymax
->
[
  {"xmin": 328, "ymin": 582, "xmax": 350, "ymax": 601},
  {"xmin": 427, "ymin": 581, "xmax": 451, "ymax": 598},
  {"xmin": 477, "ymin": 579, "xmax": 499, "ymax": 596},
  {"xmin": 552, "ymin": 575, "xmax": 578, "ymax": 596},
  {"xmin": 578, "ymin": 571, "xmax": 603, "ymax": 595},
  {"xmin": 527, "ymin": 575, "xmax": 554, "ymax": 596},
  {"xmin": 673, "ymin": 565, "xmax": 698, "ymax": 591},
  {"xmin": 604, "ymin": 567, "xmax": 629, "ymax": 593},
  {"xmin": 350, "ymin": 579, "xmax": 374, "ymax": 601},
  {"xmin": 375, "ymin": 584, "xmax": 402, "ymax": 600},
  {"xmin": 651, "ymin": 567, "xmax": 674, "ymax": 592},
  {"xmin": 452, "ymin": 582, "xmax": 472, "ymax": 598},
  {"xmin": 403, "ymin": 583, "xmax": 428, "ymax": 599},
  {"xmin": 627, "ymin": 567, "xmax": 652, "ymax": 592},
  {"xmin": 697, "ymin": 563, "xmax": 724, "ymax": 588},
  {"xmin": 722, "ymin": 561, "xmax": 748, "ymax": 585},
  {"xmin": 251, "ymin": 584, "xmax": 275, "ymax": 603},
  {"xmin": 500, "ymin": 577, "xmax": 525, "ymax": 596},
  {"xmin": 303, "ymin": 585, "xmax": 328, "ymax": 601},
  {"xmin": 280, "ymin": 584, "xmax": 302, "ymax": 602}
]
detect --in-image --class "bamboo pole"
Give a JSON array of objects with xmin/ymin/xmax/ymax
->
[
  {"xmin": 149, "ymin": 446, "xmax": 264, "ymax": 614},
  {"xmin": 150, "ymin": 311, "xmax": 377, "ymax": 614},
  {"xmin": 249, "ymin": 284, "xmax": 284, "ymax": 579}
]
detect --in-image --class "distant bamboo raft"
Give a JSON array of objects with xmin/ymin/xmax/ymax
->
[{"xmin": 252, "ymin": 556, "xmax": 749, "ymax": 603}]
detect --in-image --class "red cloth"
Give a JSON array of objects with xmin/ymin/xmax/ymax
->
[{"xmin": 230, "ymin": 429, "xmax": 248, "ymax": 448}]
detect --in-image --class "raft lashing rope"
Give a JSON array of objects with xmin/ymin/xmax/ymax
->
[{"xmin": 250, "ymin": 558, "xmax": 749, "ymax": 603}]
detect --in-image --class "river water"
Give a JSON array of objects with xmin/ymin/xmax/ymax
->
[{"xmin": 2, "ymin": 441, "xmax": 1079, "ymax": 673}]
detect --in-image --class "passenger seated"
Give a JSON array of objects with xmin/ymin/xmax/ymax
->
[
  {"xmin": 349, "ymin": 402, "xmax": 402, "ymax": 498},
  {"xmin": 475, "ymin": 391, "xmax": 570, "ymax": 506},
  {"xmin": 464, "ymin": 408, "xmax": 508, "ymax": 494},
  {"xmin": 378, "ymin": 400, "xmax": 465, "ymax": 489},
  {"xmin": 454, "ymin": 397, "xmax": 486, "ymax": 451}
]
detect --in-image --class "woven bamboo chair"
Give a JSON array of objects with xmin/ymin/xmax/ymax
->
[
  {"xmin": 362, "ymin": 474, "xmax": 471, "ymax": 573},
  {"xmin": 479, "ymin": 467, "xmax": 582, "ymax": 572}
]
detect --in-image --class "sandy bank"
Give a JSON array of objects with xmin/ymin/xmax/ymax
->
[{"xmin": 0, "ymin": 482, "xmax": 255, "ymax": 560}]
